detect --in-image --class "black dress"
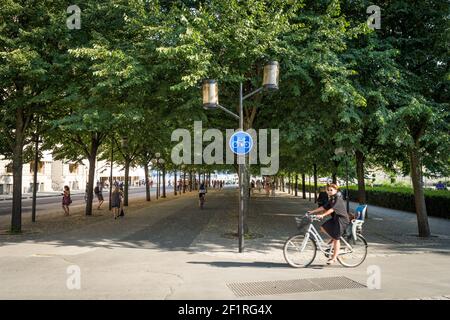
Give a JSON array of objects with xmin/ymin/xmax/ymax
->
[{"xmin": 321, "ymin": 193, "xmax": 349, "ymax": 240}]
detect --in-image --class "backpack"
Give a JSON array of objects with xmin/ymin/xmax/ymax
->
[{"xmin": 94, "ymin": 186, "xmax": 99, "ymax": 194}]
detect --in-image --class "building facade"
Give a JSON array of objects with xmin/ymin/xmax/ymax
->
[{"xmin": 0, "ymin": 152, "xmax": 88, "ymax": 194}]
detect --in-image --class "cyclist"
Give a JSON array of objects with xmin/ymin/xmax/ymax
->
[
  {"xmin": 307, "ymin": 183, "xmax": 349, "ymax": 265},
  {"xmin": 199, "ymin": 182, "xmax": 207, "ymax": 208}
]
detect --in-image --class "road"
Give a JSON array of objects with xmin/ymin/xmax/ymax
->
[{"xmin": 0, "ymin": 186, "xmax": 176, "ymax": 217}]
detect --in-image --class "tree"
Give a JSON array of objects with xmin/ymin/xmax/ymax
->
[
  {"xmin": 374, "ymin": 0, "xmax": 450, "ymax": 237},
  {"xmin": 0, "ymin": 0, "xmax": 69, "ymax": 232}
]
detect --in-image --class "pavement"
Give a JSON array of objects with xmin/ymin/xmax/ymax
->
[
  {"xmin": 0, "ymin": 186, "xmax": 160, "ymax": 201},
  {"xmin": 0, "ymin": 186, "xmax": 175, "ymax": 218},
  {"xmin": 0, "ymin": 187, "xmax": 449, "ymax": 300}
]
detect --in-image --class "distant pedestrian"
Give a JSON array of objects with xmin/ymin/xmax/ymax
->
[
  {"xmin": 62, "ymin": 185, "xmax": 72, "ymax": 216},
  {"xmin": 111, "ymin": 185, "xmax": 122, "ymax": 219},
  {"xmin": 94, "ymin": 182, "xmax": 104, "ymax": 210},
  {"xmin": 256, "ymin": 180, "xmax": 262, "ymax": 193},
  {"xmin": 265, "ymin": 181, "xmax": 270, "ymax": 196},
  {"xmin": 84, "ymin": 183, "xmax": 89, "ymax": 203}
]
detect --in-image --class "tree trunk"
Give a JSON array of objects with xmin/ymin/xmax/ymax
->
[
  {"xmin": 287, "ymin": 173, "xmax": 291, "ymax": 194},
  {"xmin": 85, "ymin": 135, "xmax": 99, "ymax": 216},
  {"xmin": 302, "ymin": 173, "xmax": 306, "ymax": 199},
  {"xmin": 124, "ymin": 159, "xmax": 130, "ymax": 206},
  {"xmin": 309, "ymin": 175, "xmax": 312, "ymax": 201},
  {"xmin": 174, "ymin": 169, "xmax": 177, "ymax": 196},
  {"xmin": 31, "ymin": 133, "xmax": 39, "ymax": 223},
  {"xmin": 355, "ymin": 150, "xmax": 366, "ymax": 205},
  {"xmin": 197, "ymin": 171, "xmax": 200, "ymax": 190},
  {"xmin": 86, "ymin": 154, "xmax": 96, "ymax": 216},
  {"xmin": 332, "ymin": 160, "xmax": 338, "ymax": 184},
  {"xmin": 189, "ymin": 171, "xmax": 192, "ymax": 192},
  {"xmin": 11, "ymin": 131, "xmax": 24, "ymax": 233},
  {"xmin": 282, "ymin": 176, "xmax": 285, "ymax": 192},
  {"xmin": 295, "ymin": 174, "xmax": 298, "ymax": 197},
  {"xmin": 313, "ymin": 164, "xmax": 318, "ymax": 203},
  {"xmin": 410, "ymin": 148, "xmax": 430, "ymax": 237},
  {"xmin": 144, "ymin": 163, "xmax": 150, "ymax": 201}
]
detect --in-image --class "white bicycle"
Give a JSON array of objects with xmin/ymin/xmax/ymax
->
[{"xmin": 283, "ymin": 213, "xmax": 368, "ymax": 268}]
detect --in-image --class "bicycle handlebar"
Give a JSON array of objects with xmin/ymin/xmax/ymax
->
[
  {"xmin": 294, "ymin": 213, "xmax": 322, "ymax": 225},
  {"xmin": 305, "ymin": 212, "xmax": 322, "ymax": 221}
]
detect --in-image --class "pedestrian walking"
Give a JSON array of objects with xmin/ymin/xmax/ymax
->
[
  {"xmin": 84, "ymin": 183, "xmax": 89, "ymax": 203},
  {"xmin": 94, "ymin": 182, "xmax": 104, "ymax": 209},
  {"xmin": 62, "ymin": 185, "xmax": 72, "ymax": 216},
  {"xmin": 265, "ymin": 181, "xmax": 270, "ymax": 196},
  {"xmin": 111, "ymin": 185, "xmax": 122, "ymax": 219},
  {"xmin": 256, "ymin": 180, "xmax": 262, "ymax": 193}
]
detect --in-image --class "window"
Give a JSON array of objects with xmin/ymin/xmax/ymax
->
[
  {"xmin": 30, "ymin": 161, "xmax": 44, "ymax": 174},
  {"xmin": 69, "ymin": 163, "xmax": 78, "ymax": 174},
  {"xmin": 5, "ymin": 163, "xmax": 13, "ymax": 173}
]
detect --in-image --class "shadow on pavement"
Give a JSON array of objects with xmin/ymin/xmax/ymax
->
[
  {"xmin": 1, "ymin": 189, "xmax": 449, "ymax": 260},
  {"xmin": 187, "ymin": 261, "xmax": 290, "ymax": 268}
]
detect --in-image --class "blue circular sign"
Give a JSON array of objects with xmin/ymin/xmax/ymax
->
[{"xmin": 229, "ymin": 131, "xmax": 253, "ymax": 155}]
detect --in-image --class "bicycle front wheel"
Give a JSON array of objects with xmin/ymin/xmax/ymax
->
[
  {"xmin": 338, "ymin": 234, "xmax": 368, "ymax": 268},
  {"xmin": 283, "ymin": 234, "xmax": 317, "ymax": 268}
]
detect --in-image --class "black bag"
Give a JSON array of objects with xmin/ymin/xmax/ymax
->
[
  {"xmin": 94, "ymin": 186, "xmax": 99, "ymax": 194},
  {"xmin": 119, "ymin": 208, "xmax": 125, "ymax": 217}
]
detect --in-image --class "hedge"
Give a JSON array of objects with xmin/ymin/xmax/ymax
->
[
  {"xmin": 347, "ymin": 186, "xmax": 450, "ymax": 219},
  {"xmin": 285, "ymin": 183, "xmax": 450, "ymax": 219}
]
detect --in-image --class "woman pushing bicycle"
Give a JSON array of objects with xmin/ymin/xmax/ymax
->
[{"xmin": 307, "ymin": 184, "xmax": 349, "ymax": 265}]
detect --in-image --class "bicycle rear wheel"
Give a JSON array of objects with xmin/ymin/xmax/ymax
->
[
  {"xmin": 283, "ymin": 234, "xmax": 317, "ymax": 268},
  {"xmin": 338, "ymin": 234, "xmax": 368, "ymax": 267}
]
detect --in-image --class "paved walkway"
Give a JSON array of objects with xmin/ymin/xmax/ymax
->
[{"xmin": 0, "ymin": 187, "xmax": 449, "ymax": 299}]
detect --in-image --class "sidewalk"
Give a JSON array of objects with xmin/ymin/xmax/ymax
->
[
  {"xmin": 0, "ymin": 188, "xmax": 449, "ymax": 299},
  {"xmin": 0, "ymin": 186, "xmax": 149, "ymax": 201},
  {"xmin": 190, "ymin": 190, "xmax": 450, "ymax": 261}
]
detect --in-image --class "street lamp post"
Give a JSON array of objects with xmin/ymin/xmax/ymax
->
[
  {"xmin": 151, "ymin": 157, "xmax": 158, "ymax": 199},
  {"xmin": 160, "ymin": 159, "xmax": 166, "ymax": 198},
  {"xmin": 182, "ymin": 165, "xmax": 186, "ymax": 194},
  {"xmin": 174, "ymin": 168, "xmax": 177, "ymax": 196},
  {"xmin": 121, "ymin": 136, "xmax": 130, "ymax": 206},
  {"xmin": 152, "ymin": 153, "xmax": 165, "ymax": 199},
  {"xmin": 109, "ymin": 136, "xmax": 114, "ymax": 211},
  {"xmin": 202, "ymin": 61, "xmax": 279, "ymax": 253}
]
